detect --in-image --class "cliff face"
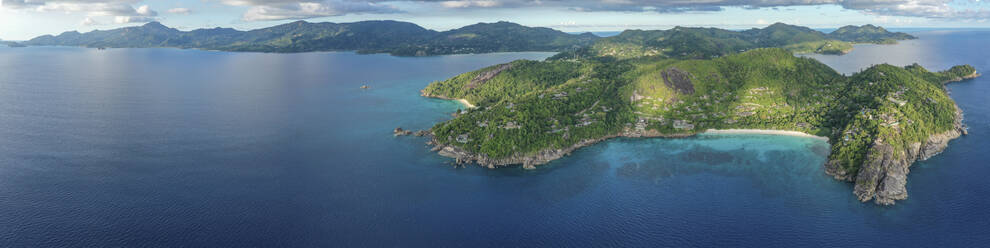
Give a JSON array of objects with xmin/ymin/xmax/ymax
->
[{"xmin": 830, "ymin": 107, "xmax": 965, "ymax": 205}]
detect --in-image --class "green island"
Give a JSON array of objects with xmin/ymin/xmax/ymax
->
[{"xmin": 419, "ymin": 26, "xmax": 978, "ymax": 205}]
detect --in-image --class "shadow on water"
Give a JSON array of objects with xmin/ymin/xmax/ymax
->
[
  {"xmin": 431, "ymin": 132, "xmax": 841, "ymax": 204},
  {"xmin": 604, "ymin": 135, "xmax": 836, "ymax": 199},
  {"xmin": 472, "ymin": 154, "xmax": 613, "ymax": 204}
]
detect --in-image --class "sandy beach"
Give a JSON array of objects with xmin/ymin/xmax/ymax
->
[
  {"xmin": 704, "ymin": 129, "xmax": 829, "ymax": 141},
  {"xmin": 457, "ymin": 99, "xmax": 477, "ymax": 108}
]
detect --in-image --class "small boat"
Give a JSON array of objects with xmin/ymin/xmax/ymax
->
[{"xmin": 360, "ymin": 85, "xmax": 370, "ymax": 89}]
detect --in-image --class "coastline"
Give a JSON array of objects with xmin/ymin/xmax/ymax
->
[
  {"xmin": 457, "ymin": 99, "xmax": 477, "ymax": 109},
  {"xmin": 420, "ymin": 90, "xmax": 477, "ymax": 109},
  {"xmin": 429, "ymin": 131, "xmax": 695, "ymax": 170},
  {"xmin": 417, "ymin": 67, "xmax": 979, "ymax": 205},
  {"xmin": 703, "ymin": 129, "xmax": 829, "ymax": 141}
]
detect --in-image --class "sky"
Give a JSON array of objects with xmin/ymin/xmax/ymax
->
[{"xmin": 1, "ymin": 0, "xmax": 989, "ymax": 40}]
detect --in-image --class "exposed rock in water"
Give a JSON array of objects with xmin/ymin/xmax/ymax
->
[
  {"xmin": 413, "ymin": 130, "xmax": 430, "ymax": 137},
  {"xmin": 393, "ymin": 127, "xmax": 412, "ymax": 137}
]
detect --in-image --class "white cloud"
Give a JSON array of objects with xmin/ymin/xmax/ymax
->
[
  {"xmin": 0, "ymin": 1, "xmax": 159, "ymax": 25},
  {"xmin": 167, "ymin": 7, "xmax": 191, "ymax": 14},
  {"xmin": 5, "ymin": 1, "xmax": 155, "ymax": 16},
  {"xmin": 212, "ymin": 0, "xmax": 990, "ymax": 20},
  {"xmin": 113, "ymin": 15, "xmax": 155, "ymax": 24},
  {"xmin": 81, "ymin": 16, "xmax": 97, "ymax": 25},
  {"xmin": 440, "ymin": 1, "xmax": 501, "ymax": 8},
  {"xmin": 235, "ymin": 0, "xmax": 399, "ymax": 21},
  {"xmin": 4, "ymin": 0, "xmax": 990, "ymax": 22},
  {"xmin": 134, "ymin": 4, "xmax": 154, "ymax": 15}
]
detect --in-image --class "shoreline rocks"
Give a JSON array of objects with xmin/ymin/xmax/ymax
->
[
  {"xmin": 833, "ymin": 72, "xmax": 980, "ymax": 205},
  {"xmin": 828, "ymin": 103, "xmax": 968, "ymax": 205},
  {"xmin": 393, "ymin": 127, "xmax": 412, "ymax": 137},
  {"xmin": 430, "ymin": 130, "xmax": 695, "ymax": 170}
]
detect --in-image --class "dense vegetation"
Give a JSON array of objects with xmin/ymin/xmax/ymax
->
[
  {"xmin": 21, "ymin": 21, "xmax": 598, "ymax": 56},
  {"xmin": 424, "ymin": 48, "xmax": 976, "ymax": 172},
  {"xmin": 20, "ymin": 21, "xmax": 914, "ymax": 58},
  {"xmin": 551, "ymin": 23, "xmax": 911, "ymax": 60},
  {"xmin": 828, "ymin": 24, "xmax": 916, "ymax": 44}
]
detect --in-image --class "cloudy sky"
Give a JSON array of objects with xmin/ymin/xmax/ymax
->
[{"xmin": 1, "ymin": 0, "xmax": 988, "ymax": 40}]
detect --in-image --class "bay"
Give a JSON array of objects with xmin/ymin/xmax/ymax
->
[{"xmin": 1, "ymin": 30, "xmax": 989, "ymax": 247}]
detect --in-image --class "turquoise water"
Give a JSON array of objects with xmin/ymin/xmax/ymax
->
[{"xmin": 1, "ymin": 31, "xmax": 989, "ymax": 246}]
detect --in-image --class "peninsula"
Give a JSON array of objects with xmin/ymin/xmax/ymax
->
[{"xmin": 419, "ymin": 26, "xmax": 977, "ymax": 205}]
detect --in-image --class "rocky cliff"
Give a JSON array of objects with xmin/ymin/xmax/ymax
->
[{"xmin": 838, "ymin": 108, "xmax": 964, "ymax": 205}]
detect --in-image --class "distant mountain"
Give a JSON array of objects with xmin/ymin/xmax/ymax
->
[
  {"xmin": 23, "ymin": 21, "xmax": 600, "ymax": 56},
  {"xmin": 553, "ymin": 22, "xmax": 912, "ymax": 60},
  {"xmin": 388, "ymin": 21, "xmax": 599, "ymax": 56},
  {"xmin": 27, "ymin": 22, "xmax": 182, "ymax": 48},
  {"xmin": 742, "ymin": 23, "xmax": 829, "ymax": 47},
  {"xmin": 827, "ymin": 24, "xmax": 917, "ymax": 43},
  {"xmin": 0, "ymin": 37, "xmax": 25, "ymax": 48},
  {"xmin": 22, "ymin": 21, "xmax": 914, "ymax": 57}
]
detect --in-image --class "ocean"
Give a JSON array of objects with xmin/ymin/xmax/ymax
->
[{"xmin": 1, "ymin": 30, "xmax": 989, "ymax": 247}]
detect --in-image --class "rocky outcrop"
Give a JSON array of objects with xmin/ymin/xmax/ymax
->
[
  {"xmin": 413, "ymin": 130, "xmax": 430, "ymax": 137},
  {"xmin": 467, "ymin": 63, "xmax": 513, "ymax": 89},
  {"xmin": 826, "ymin": 71, "xmax": 980, "ymax": 205},
  {"xmin": 661, "ymin": 67, "xmax": 695, "ymax": 94},
  {"xmin": 824, "ymin": 159, "xmax": 855, "ymax": 182},
  {"xmin": 852, "ymin": 140, "xmax": 910, "ymax": 205},
  {"xmin": 393, "ymin": 127, "xmax": 412, "ymax": 137},
  {"xmin": 842, "ymin": 108, "xmax": 965, "ymax": 205},
  {"xmin": 944, "ymin": 71, "xmax": 981, "ymax": 84}
]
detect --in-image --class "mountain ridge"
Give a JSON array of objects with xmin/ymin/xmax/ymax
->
[
  {"xmin": 17, "ymin": 21, "xmax": 914, "ymax": 57},
  {"xmin": 552, "ymin": 22, "xmax": 916, "ymax": 60},
  {"xmin": 21, "ymin": 20, "xmax": 598, "ymax": 56}
]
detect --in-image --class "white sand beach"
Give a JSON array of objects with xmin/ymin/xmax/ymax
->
[
  {"xmin": 457, "ymin": 99, "xmax": 476, "ymax": 108},
  {"xmin": 704, "ymin": 129, "xmax": 829, "ymax": 141}
]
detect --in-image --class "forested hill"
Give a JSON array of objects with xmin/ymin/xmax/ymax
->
[
  {"xmin": 828, "ymin": 24, "xmax": 916, "ymax": 43},
  {"xmin": 422, "ymin": 48, "xmax": 978, "ymax": 205},
  {"xmin": 20, "ymin": 22, "xmax": 911, "ymax": 57},
  {"xmin": 552, "ymin": 23, "xmax": 916, "ymax": 60},
  {"xmin": 21, "ymin": 21, "xmax": 599, "ymax": 56}
]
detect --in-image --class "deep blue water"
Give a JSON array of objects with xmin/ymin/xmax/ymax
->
[{"xmin": 1, "ymin": 31, "xmax": 988, "ymax": 247}]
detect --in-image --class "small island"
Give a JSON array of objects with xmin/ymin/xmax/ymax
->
[{"xmin": 416, "ymin": 25, "xmax": 977, "ymax": 205}]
